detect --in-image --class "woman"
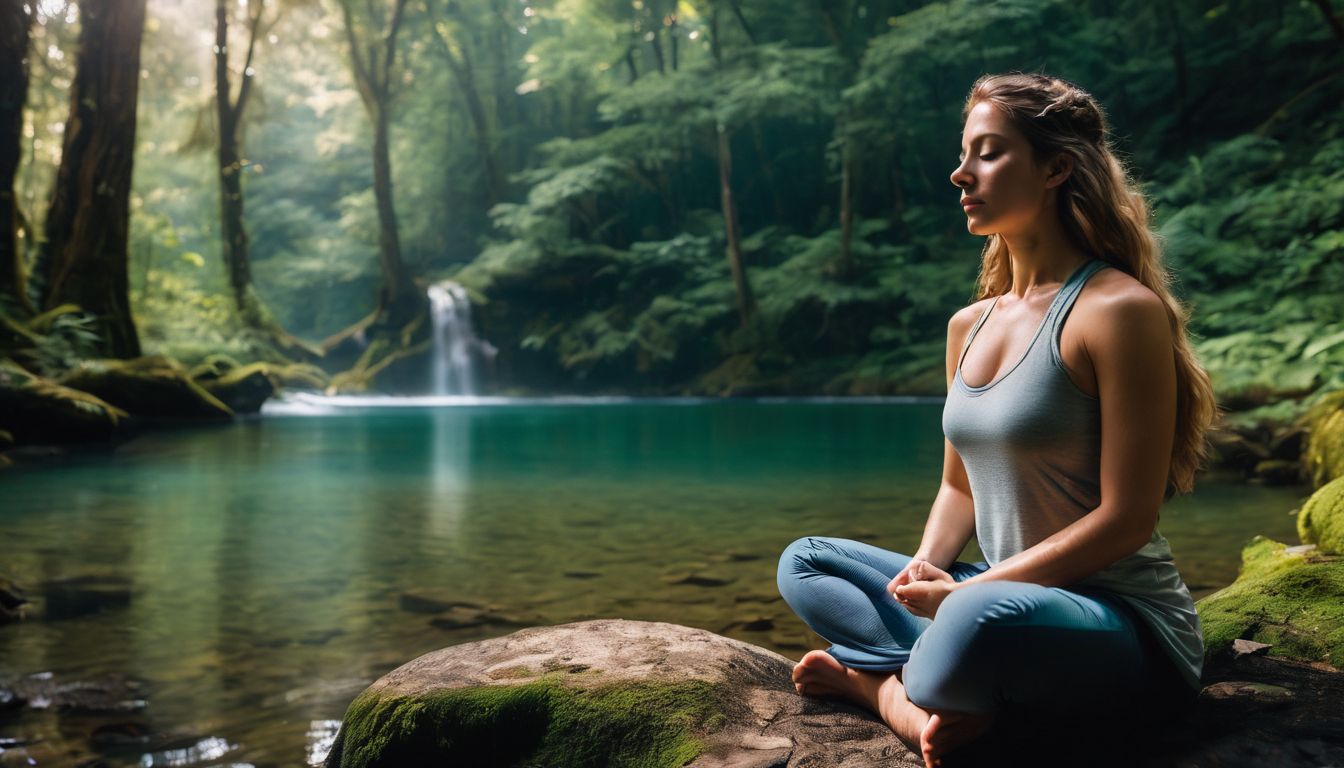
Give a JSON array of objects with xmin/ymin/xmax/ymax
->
[{"xmin": 776, "ymin": 73, "xmax": 1216, "ymax": 768}]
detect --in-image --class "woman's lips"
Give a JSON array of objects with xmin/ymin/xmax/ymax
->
[{"xmin": 962, "ymin": 201, "xmax": 983, "ymax": 211}]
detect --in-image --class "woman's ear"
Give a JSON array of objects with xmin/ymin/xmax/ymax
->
[{"xmin": 1045, "ymin": 153, "xmax": 1074, "ymax": 189}]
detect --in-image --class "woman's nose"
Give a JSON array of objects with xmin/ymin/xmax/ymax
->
[{"xmin": 950, "ymin": 162, "xmax": 972, "ymax": 190}]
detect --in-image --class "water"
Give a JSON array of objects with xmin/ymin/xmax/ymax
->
[
  {"xmin": 427, "ymin": 281, "xmax": 495, "ymax": 396},
  {"xmin": 0, "ymin": 400, "xmax": 1306, "ymax": 766}
]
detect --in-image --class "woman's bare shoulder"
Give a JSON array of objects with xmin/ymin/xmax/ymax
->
[
  {"xmin": 1075, "ymin": 266, "xmax": 1170, "ymax": 343},
  {"xmin": 949, "ymin": 297, "xmax": 995, "ymax": 335}
]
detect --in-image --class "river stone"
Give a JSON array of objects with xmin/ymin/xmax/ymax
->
[
  {"xmin": 1196, "ymin": 535, "xmax": 1344, "ymax": 667},
  {"xmin": 1297, "ymin": 475, "xmax": 1344, "ymax": 555},
  {"xmin": 0, "ymin": 575, "xmax": 27, "ymax": 624},
  {"xmin": 1208, "ymin": 429, "xmax": 1270, "ymax": 472},
  {"xmin": 1253, "ymin": 459, "xmax": 1303, "ymax": 486},
  {"xmin": 323, "ymin": 619, "xmax": 918, "ymax": 768}
]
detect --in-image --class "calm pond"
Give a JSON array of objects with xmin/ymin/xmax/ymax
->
[{"xmin": 0, "ymin": 398, "xmax": 1306, "ymax": 767}]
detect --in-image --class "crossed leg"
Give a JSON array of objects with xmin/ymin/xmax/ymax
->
[{"xmin": 792, "ymin": 649, "xmax": 995, "ymax": 768}]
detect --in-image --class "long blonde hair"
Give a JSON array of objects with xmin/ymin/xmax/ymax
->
[{"xmin": 963, "ymin": 72, "xmax": 1215, "ymax": 496}]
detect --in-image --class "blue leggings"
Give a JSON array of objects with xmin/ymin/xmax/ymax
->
[{"xmin": 777, "ymin": 536, "xmax": 1191, "ymax": 717}]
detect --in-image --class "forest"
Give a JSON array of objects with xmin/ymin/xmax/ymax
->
[{"xmin": 0, "ymin": 0, "xmax": 1342, "ymax": 410}]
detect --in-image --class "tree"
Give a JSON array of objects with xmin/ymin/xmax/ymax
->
[
  {"xmin": 39, "ymin": 0, "xmax": 149, "ymax": 358},
  {"xmin": 1, "ymin": 0, "xmax": 33, "ymax": 310},
  {"xmin": 426, "ymin": 0, "xmax": 504, "ymax": 206},
  {"xmin": 335, "ymin": 0, "xmax": 415, "ymax": 323}
]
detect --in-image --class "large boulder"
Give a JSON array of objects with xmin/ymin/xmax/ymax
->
[
  {"xmin": 325, "ymin": 619, "xmax": 1344, "ymax": 767},
  {"xmin": 1197, "ymin": 536, "xmax": 1344, "ymax": 668},
  {"xmin": 1303, "ymin": 391, "xmax": 1344, "ymax": 488},
  {"xmin": 58, "ymin": 356, "xmax": 232, "ymax": 421},
  {"xmin": 323, "ymin": 619, "xmax": 913, "ymax": 768},
  {"xmin": 1298, "ymin": 476, "xmax": 1344, "ymax": 555},
  {"xmin": 0, "ymin": 358, "xmax": 130, "ymax": 446}
]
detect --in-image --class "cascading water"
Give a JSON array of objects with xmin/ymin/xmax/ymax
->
[{"xmin": 427, "ymin": 281, "xmax": 496, "ymax": 396}]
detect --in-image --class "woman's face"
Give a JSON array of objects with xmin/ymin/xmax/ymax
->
[{"xmin": 950, "ymin": 101, "xmax": 1061, "ymax": 238}]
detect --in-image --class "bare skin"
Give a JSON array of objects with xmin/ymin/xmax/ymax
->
[{"xmin": 792, "ymin": 650, "xmax": 996, "ymax": 768}]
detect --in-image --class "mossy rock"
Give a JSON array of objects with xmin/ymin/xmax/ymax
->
[
  {"xmin": 1196, "ymin": 536, "xmax": 1344, "ymax": 668},
  {"xmin": 58, "ymin": 356, "xmax": 232, "ymax": 421},
  {"xmin": 197, "ymin": 362, "xmax": 280, "ymax": 414},
  {"xmin": 0, "ymin": 358, "xmax": 130, "ymax": 446},
  {"xmin": 1298, "ymin": 476, "xmax": 1344, "ymax": 555},
  {"xmin": 1303, "ymin": 390, "xmax": 1344, "ymax": 488},
  {"xmin": 324, "ymin": 619, "xmax": 913, "ymax": 768}
]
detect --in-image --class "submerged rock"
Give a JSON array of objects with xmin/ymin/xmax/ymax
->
[
  {"xmin": 43, "ymin": 575, "xmax": 133, "ymax": 620},
  {"xmin": 1196, "ymin": 536, "xmax": 1344, "ymax": 668},
  {"xmin": 0, "ymin": 575, "xmax": 27, "ymax": 623},
  {"xmin": 1298, "ymin": 476, "xmax": 1344, "ymax": 555}
]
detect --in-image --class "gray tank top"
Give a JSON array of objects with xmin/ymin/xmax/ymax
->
[{"xmin": 942, "ymin": 258, "xmax": 1204, "ymax": 693}]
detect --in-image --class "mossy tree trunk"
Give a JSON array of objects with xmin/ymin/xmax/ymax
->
[
  {"xmin": 0, "ymin": 0, "xmax": 32, "ymax": 311},
  {"xmin": 39, "ymin": 0, "xmax": 147, "ymax": 358}
]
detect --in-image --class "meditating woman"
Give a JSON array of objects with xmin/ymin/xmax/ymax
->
[{"xmin": 776, "ymin": 72, "xmax": 1215, "ymax": 768}]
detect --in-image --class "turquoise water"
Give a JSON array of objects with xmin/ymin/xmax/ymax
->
[{"xmin": 0, "ymin": 399, "xmax": 1306, "ymax": 766}]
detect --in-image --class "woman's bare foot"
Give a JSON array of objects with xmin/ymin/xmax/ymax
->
[
  {"xmin": 920, "ymin": 710, "xmax": 997, "ymax": 767},
  {"xmin": 792, "ymin": 651, "xmax": 995, "ymax": 768}
]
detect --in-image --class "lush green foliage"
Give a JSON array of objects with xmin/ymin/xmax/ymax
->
[{"xmin": 4, "ymin": 0, "xmax": 1339, "ymax": 397}]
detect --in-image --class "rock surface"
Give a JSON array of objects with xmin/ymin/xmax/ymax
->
[
  {"xmin": 58, "ymin": 356, "xmax": 233, "ymax": 421},
  {"xmin": 1298, "ymin": 475, "xmax": 1344, "ymax": 555},
  {"xmin": 1304, "ymin": 391, "xmax": 1344, "ymax": 488},
  {"xmin": 324, "ymin": 619, "xmax": 913, "ymax": 768},
  {"xmin": 0, "ymin": 358, "xmax": 130, "ymax": 446},
  {"xmin": 322, "ymin": 619, "xmax": 1344, "ymax": 768}
]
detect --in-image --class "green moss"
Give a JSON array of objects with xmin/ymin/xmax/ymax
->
[
  {"xmin": 1298, "ymin": 476, "xmax": 1344, "ymax": 555},
  {"xmin": 1196, "ymin": 535, "xmax": 1344, "ymax": 667},
  {"xmin": 1304, "ymin": 391, "xmax": 1344, "ymax": 488},
  {"xmin": 327, "ymin": 678, "xmax": 724, "ymax": 768}
]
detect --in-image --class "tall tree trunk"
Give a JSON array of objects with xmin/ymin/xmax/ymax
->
[
  {"xmin": 649, "ymin": 26, "xmax": 665, "ymax": 74},
  {"xmin": 838, "ymin": 139, "xmax": 854, "ymax": 278},
  {"xmin": 339, "ymin": 0, "xmax": 414, "ymax": 321},
  {"xmin": 1, "ymin": 0, "xmax": 33, "ymax": 310},
  {"xmin": 371, "ymin": 102, "xmax": 409, "ymax": 312},
  {"xmin": 215, "ymin": 0, "xmax": 260, "ymax": 317},
  {"xmin": 40, "ymin": 0, "xmax": 147, "ymax": 358},
  {"xmin": 1311, "ymin": 0, "xmax": 1344, "ymax": 44},
  {"xmin": 668, "ymin": 13, "xmax": 679, "ymax": 70},
  {"xmin": 428, "ymin": 4, "xmax": 503, "ymax": 206},
  {"xmin": 717, "ymin": 124, "xmax": 753, "ymax": 326}
]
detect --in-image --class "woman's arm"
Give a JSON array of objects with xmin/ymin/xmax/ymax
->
[
  {"xmin": 908, "ymin": 305, "xmax": 983, "ymax": 571},
  {"xmin": 955, "ymin": 283, "xmax": 1176, "ymax": 590}
]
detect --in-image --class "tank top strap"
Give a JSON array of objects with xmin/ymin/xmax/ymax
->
[
  {"xmin": 956, "ymin": 295, "xmax": 1001, "ymax": 373},
  {"xmin": 1047, "ymin": 258, "xmax": 1111, "ymax": 363}
]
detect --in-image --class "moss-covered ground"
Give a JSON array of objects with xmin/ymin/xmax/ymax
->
[
  {"xmin": 326, "ymin": 677, "xmax": 727, "ymax": 768},
  {"xmin": 1197, "ymin": 536, "xmax": 1344, "ymax": 668}
]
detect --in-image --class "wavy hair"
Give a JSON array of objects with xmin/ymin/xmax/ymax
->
[{"xmin": 961, "ymin": 72, "xmax": 1215, "ymax": 496}]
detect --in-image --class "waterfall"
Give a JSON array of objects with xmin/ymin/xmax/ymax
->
[{"xmin": 428, "ymin": 281, "xmax": 495, "ymax": 396}]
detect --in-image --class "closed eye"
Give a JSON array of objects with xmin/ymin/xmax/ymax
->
[{"xmin": 980, "ymin": 152, "xmax": 999, "ymax": 160}]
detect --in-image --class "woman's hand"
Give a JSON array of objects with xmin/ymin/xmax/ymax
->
[{"xmin": 889, "ymin": 559, "xmax": 958, "ymax": 620}]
